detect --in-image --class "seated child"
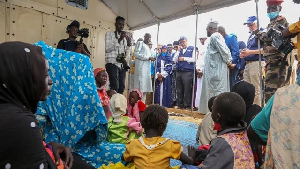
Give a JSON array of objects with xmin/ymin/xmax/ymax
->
[
  {"xmin": 231, "ymin": 81, "xmax": 263, "ymax": 167},
  {"xmin": 107, "ymin": 93, "xmax": 142, "ymax": 143},
  {"xmin": 196, "ymin": 96, "xmax": 217, "ymax": 145},
  {"xmin": 189, "ymin": 92, "xmax": 255, "ymax": 169},
  {"xmin": 126, "ymin": 89, "xmax": 146, "ymax": 135},
  {"xmin": 122, "ymin": 104, "xmax": 194, "ymax": 169},
  {"xmin": 94, "ymin": 68, "xmax": 111, "ymax": 120}
]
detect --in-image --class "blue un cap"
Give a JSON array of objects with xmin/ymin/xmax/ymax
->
[
  {"xmin": 179, "ymin": 36, "xmax": 187, "ymax": 41},
  {"xmin": 243, "ymin": 16, "xmax": 257, "ymax": 25}
]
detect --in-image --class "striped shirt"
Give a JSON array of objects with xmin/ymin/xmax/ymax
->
[{"xmin": 105, "ymin": 31, "xmax": 130, "ymax": 68}]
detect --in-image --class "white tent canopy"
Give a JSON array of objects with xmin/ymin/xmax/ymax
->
[{"xmin": 101, "ymin": 0, "xmax": 250, "ymax": 30}]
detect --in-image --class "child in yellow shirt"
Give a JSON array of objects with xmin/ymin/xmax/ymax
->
[{"xmin": 122, "ymin": 104, "xmax": 194, "ymax": 169}]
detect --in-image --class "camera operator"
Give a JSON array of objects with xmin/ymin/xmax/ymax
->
[
  {"xmin": 282, "ymin": 0, "xmax": 300, "ymax": 66},
  {"xmin": 255, "ymin": 0, "xmax": 289, "ymax": 103},
  {"xmin": 57, "ymin": 20, "xmax": 91, "ymax": 57},
  {"xmin": 105, "ymin": 16, "xmax": 131, "ymax": 94}
]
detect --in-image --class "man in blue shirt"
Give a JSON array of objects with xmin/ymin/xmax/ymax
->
[
  {"xmin": 240, "ymin": 16, "xmax": 264, "ymax": 106},
  {"xmin": 218, "ymin": 26, "xmax": 240, "ymax": 90}
]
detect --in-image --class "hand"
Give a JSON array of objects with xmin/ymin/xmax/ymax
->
[
  {"xmin": 157, "ymin": 73, "xmax": 163, "ymax": 79},
  {"xmin": 126, "ymin": 36, "xmax": 131, "ymax": 46},
  {"xmin": 158, "ymin": 77, "xmax": 163, "ymax": 82},
  {"xmin": 229, "ymin": 63, "xmax": 236, "ymax": 70},
  {"xmin": 253, "ymin": 29, "xmax": 260, "ymax": 35},
  {"xmin": 48, "ymin": 142, "xmax": 73, "ymax": 169},
  {"xmin": 118, "ymin": 31, "xmax": 126, "ymax": 43},
  {"xmin": 282, "ymin": 27, "xmax": 292, "ymax": 38},
  {"xmin": 177, "ymin": 46, "xmax": 181, "ymax": 51},
  {"xmin": 240, "ymin": 49, "xmax": 250, "ymax": 58},
  {"xmin": 158, "ymin": 74, "xmax": 163, "ymax": 82},
  {"xmin": 187, "ymin": 145, "xmax": 196, "ymax": 161},
  {"xmin": 149, "ymin": 57, "xmax": 156, "ymax": 61},
  {"xmin": 197, "ymin": 71, "xmax": 203, "ymax": 78},
  {"xmin": 178, "ymin": 57, "xmax": 184, "ymax": 61},
  {"xmin": 75, "ymin": 44, "xmax": 83, "ymax": 53}
]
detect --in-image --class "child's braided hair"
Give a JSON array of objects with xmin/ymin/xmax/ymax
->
[{"xmin": 141, "ymin": 104, "xmax": 169, "ymax": 135}]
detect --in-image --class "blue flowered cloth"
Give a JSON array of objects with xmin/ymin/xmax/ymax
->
[{"xmin": 34, "ymin": 41, "xmax": 125, "ymax": 168}]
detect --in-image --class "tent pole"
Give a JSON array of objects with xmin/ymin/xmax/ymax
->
[
  {"xmin": 255, "ymin": 0, "xmax": 264, "ymax": 107},
  {"xmin": 191, "ymin": 7, "xmax": 199, "ymax": 117},
  {"xmin": 152, "ymin": 21, "xmax": 161, "ymax": 104},
  {"xmin": 127, "ymin": 33, "xmax": 133, "ymax": 99}
]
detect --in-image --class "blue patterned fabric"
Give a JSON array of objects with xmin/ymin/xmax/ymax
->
[{"xmin": 34, "ymin": 41, "xmax": 125, "ymax": 168}]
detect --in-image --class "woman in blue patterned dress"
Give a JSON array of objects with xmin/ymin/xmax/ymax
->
[{"xmin": 35, "ymin": 41, "xmax": 125, "ymax": 168}]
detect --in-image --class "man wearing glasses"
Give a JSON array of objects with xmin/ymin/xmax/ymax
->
[{"xmin": 240, "ymin": 16, "xmax": 264, "ymax": 106}]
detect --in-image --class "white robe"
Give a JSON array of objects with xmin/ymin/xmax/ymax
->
[
  {"xmin": 133, "ymin": 41, "xmax": 153, "ymax": 93},
  {"xmin": 195, "ymin": 40, "xmax": 208, "ymax": 108},
  {"xmin": 198, "ymin": 32, "xmax": 232, "ymax": 114}
]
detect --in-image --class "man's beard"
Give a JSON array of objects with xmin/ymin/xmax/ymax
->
[{"xmin": 293, "ymin": 0, "xmax": 300, "ymax": 4}]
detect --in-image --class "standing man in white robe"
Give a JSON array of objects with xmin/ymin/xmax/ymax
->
[
  {"xmin": 133, "ymin": 33, "xmax": 156, "ymax": 102},
  {"xmin": 195, "ymin": 36, "xmax": 208, "ymax": 109},
  {"xmin": 198, "ymin": 21, "xmax": 235, "ymax": 114}
]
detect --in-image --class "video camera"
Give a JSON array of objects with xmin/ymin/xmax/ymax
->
[
  {"xmin": 267, "ymin": 26, "xmax": 295, "ymax": 55},
  {"xmin": 77, "ymin": 28, "xmax": 89, "ymax": 44}
]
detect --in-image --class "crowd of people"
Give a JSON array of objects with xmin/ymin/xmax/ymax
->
[{"xmin": 0, "ymin": 0, "xmax": 300, "ymax": 168}]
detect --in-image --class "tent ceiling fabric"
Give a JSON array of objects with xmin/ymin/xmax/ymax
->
[{"xmin": 101, "ymin": 0, "xmax": 250, "ymax": 30}]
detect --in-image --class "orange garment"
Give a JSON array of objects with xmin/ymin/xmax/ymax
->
[
  {"xmin": 43, "ymin": 141, "xmax": 65, "ymax": 169},
  {"xmin": 289, "ymin": 21, "xmax": 300, "ymax": 62},
  {"xmin": 123, "ymin": 137, "xmax": 181, "ymax": 169}
]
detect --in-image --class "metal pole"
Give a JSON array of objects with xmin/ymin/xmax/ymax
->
[
  {"xmin": 255, "ymin": 0, "xmax": 265, "ymax": 107},
  {"xmin": 191, "ymin": 7, "xmax": 199, "ymax": 116},
  {"xmin": 152, "ymin": 21, "xmax": 160, "ymax": 104},
  {"xmin": 127, "ymin": 31, "xmax": 133, "ymax": 98}
]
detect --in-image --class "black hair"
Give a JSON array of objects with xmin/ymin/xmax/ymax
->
[
  {"xmin": 208, "ymin": 96, "xmax": 217, "ymax": 112},
  {"xmin": 116, "ymin": 16, "xmax": 125, "ymax": 23},
  {"xmin": 215, "ymin": 92, "xmax": 246, "ymax": 126},
  {"xmin": 141, "ymin": 104, "xmax": 168, "ymax": 134}
]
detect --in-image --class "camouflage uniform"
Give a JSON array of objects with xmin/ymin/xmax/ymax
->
[{"xmin": 258, "ymin": 15, "xmax": 289, "ymax": 102}]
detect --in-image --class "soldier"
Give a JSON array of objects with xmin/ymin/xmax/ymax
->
[{"xmin": 256, "ymin": 0, "xmax": 289, "ymax": 102}]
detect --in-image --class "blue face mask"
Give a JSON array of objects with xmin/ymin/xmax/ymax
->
[
  {"xmin": 162, "ymin": 52, "xmax": 167, "ymax": 57},
  {"xmin": 267, "ymin": 12, "xmax": 279, "ymax": 19}
]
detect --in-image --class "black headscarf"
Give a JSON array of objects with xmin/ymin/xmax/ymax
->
[
  {"xmin": 231, "ymin": 81, "xmax": 262, "ymax": 125},
  {"xmin": 0, "ymin": 41, "xmax": 46, "ymax": 113}
]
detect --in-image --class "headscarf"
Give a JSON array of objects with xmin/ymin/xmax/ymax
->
[
  {"xmin": 110, "ymin": 93, "xmax": 127, "ymax": 123},
  {"xmin": 127, "ymin": 89, "xmax": 144, "ymax": 121},
  {"xmin": 94, "ymin": 68, "xmax": 110, "ymax": 107},
  {"xmin": 231, "ymin": 81, "xmax": 255, "ymax": 108},
  {"xmin": 0, "ymin": 41, "xmax": 46, "ymax": 113},
  {"xmin": 231, "ymin": 81, "xmax": 262, "ymax": 125},
  {"xmin": 161, "ymin": 45, "xmax": 168, "ymax": 57}
]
